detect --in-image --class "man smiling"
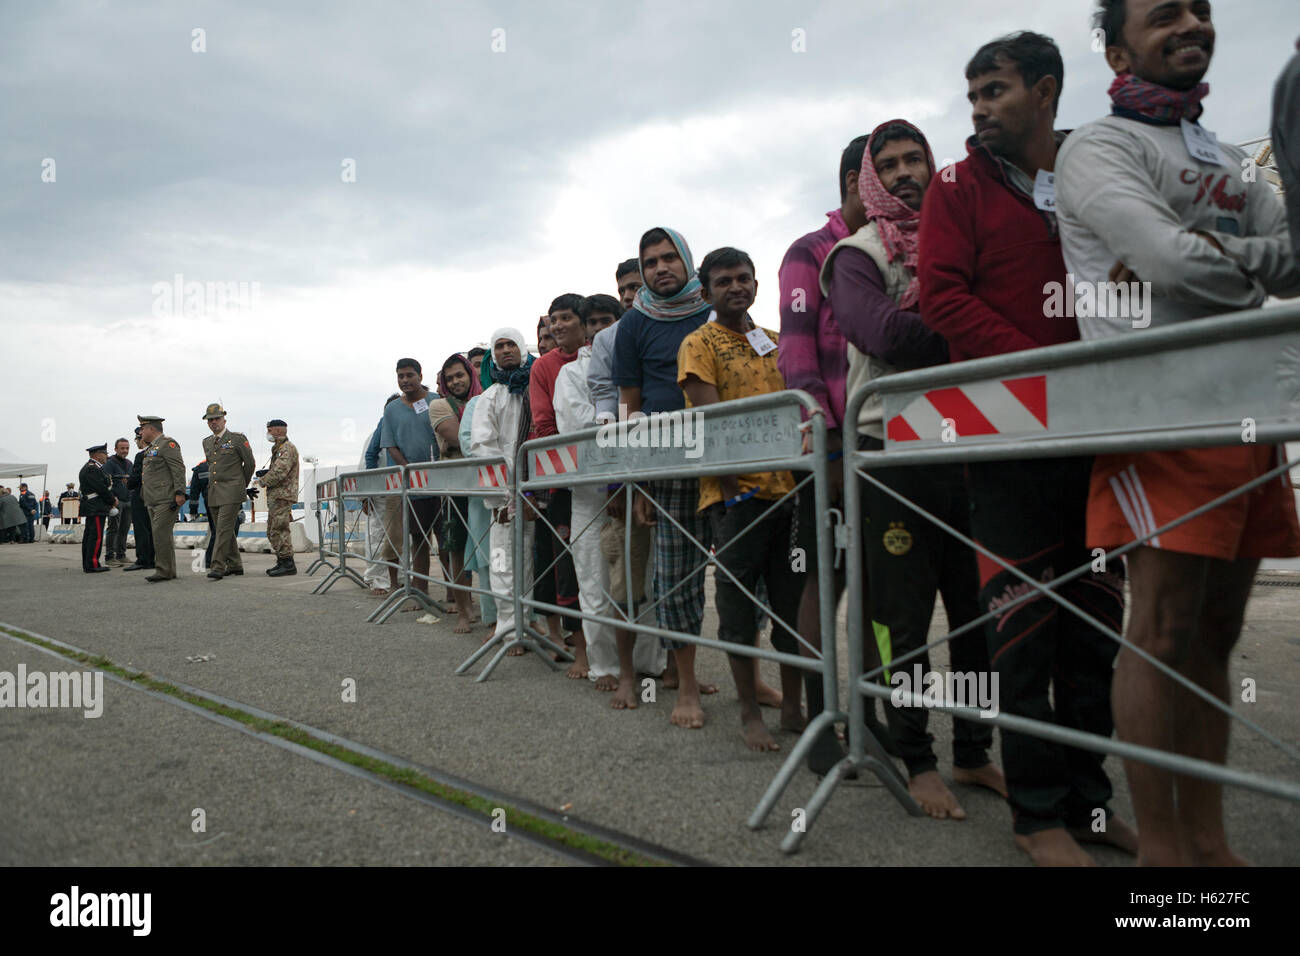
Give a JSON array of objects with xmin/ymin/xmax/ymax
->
[{"xmin": 1057, "ymin": 0, "xmax": 1300, "ymax": 866}]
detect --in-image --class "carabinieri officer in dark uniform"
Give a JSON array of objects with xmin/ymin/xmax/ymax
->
[{"xmin": 78, "ymin": 443, "xmax": 117, "ymax": 572}]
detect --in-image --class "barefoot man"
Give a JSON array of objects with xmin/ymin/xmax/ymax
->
[
  {"xmin": 1058, "ymin": 0, "xmax": 1300, "ymax": 864},
  {"xmin": 823, "ymin": 119, "xmax": 1004, "ymax": 815},
  {"xmin": 919, "ymin": 31, "xmax": 1136, "ymax": 864},
  {"xmin": 612, "ymin": 227, "xmax": 722, "ymax": 729},
  {"xmin": 679, "ymin": 246, "xmax": 805, "ymax": 750},
  {"xmin": 430, "ymin": 353, "xmax": 484, "ymax": 632},
  {"xmin": 470, "ymin": 328, "xmax": 537, "ymax": 655}
]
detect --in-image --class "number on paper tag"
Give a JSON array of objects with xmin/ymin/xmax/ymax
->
[
  {"xmin": 1181, "ymin": 119, "xmax": 1225, "ymax": 167},
  {"xmin": 1033, "ymin": 169, "xmax": 1056, "ymax": 212},
  {"xmin": 413, "ymin": 398, "xmax": 429, "ymax": 414},
  {"xmin": 745, "ymin": 327, "xmax": 776, "ymax": 356}
]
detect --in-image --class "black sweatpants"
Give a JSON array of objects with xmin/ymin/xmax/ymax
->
[
  {"xmin": 708, "ymin": 496, "xmax": 801, "ymax": 656},
  {"xmin": 81, "ymin": 514, "xmax": 107, "ymax": 571},
  {"xmin": 966, "ymin": 456, "xmax": 1124, "ymax": 835},
  {"xmin": 131, "ymin": 498, "xmax": 155, "ymax": 567},
  {"xmin": 862, "ymin": 444, "xmax": 992, "ymax": 777}
]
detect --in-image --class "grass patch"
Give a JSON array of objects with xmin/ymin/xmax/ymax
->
[{"xmin": 1, "ymin": 626, "xmax": 667, "ymax": 867}]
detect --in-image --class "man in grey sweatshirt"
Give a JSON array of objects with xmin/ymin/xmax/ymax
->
[{"xmin": 1056, "ymin": 0, "xmax": 1300, "ymax": 867}]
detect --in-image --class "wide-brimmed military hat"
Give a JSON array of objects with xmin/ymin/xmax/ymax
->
[
  {"xmin": 202, "ymin": 403, "xmax": 227, "ymax": 420},
  {"xmin": 137, "ymin": 415, "xmax": 165, "ymax": 428}
]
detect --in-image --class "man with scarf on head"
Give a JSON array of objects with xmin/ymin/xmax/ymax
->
[
  {"xmin": 611, "ymin": 227, "xmax": 722, "ymax": 730},
  {"xmin": 1057, "ymin": 0, "xmax": 1300, "ymax": 867},
  {"xmin": 471, "ymin": 327, "xmax": 538, "ymax": 654},
  {"xmin": 822, "ymin": 119, "xmax": 1004, "ymax": 820},
  {"xmin": 919, "ymin": 31, "xmax": 1135, "ymax": 866},
  {"xmin": 430, "ymin": 353, "xmax": 484, "ymax": 632}
]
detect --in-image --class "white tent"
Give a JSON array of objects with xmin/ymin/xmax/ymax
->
[{"xmin": 0, "ymin": 448, "xmax": 49, "ymax": 523}]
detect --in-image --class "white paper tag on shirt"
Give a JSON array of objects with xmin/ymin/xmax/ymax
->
[
  {"xmin": 745, "ymin": 327, "xmax": 776, "ymax": 357},
  {"xmin": 1032, "ymin": 169, "xmax": 1056, "ymax": 211},
  {"xmin": 1181, "ymin": 119, "xmax": 1225, "ymax": 167},
  {"xmin": 413, "ymin": 398, "xmax": 429, "ymax": 414}
]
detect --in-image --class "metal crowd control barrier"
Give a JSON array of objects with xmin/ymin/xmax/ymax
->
[
  {"xmin": 469, "ymin": 390, "xmax": 850, "ymax": 828},
  {"xmin": 330, "ymin": 465, "xmax": 432, "ymax": 616},
  {"xmin": 308, "ymin": 475, "xmax": 368, "ymax": 595},
  {"xmin": 397, "ymin": 456, "xmax": 510, "ymax": 628},
  {"xmin": 790, "ymin": 303, "xmax": 1300, "ymax": 852},
  {"xmin": 305, "ymin": 478, "xmax": 342, "ymax": 577}
]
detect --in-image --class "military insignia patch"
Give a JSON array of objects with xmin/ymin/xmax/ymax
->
[
  {"xmin": 168, "ymin": 442, "xmax": 176, "ymax": 448},
  {"xmin": 883, "ymin": 522, "xmax": 912, "ymax": 556}
]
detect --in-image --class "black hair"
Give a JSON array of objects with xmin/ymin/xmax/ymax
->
[
  {"xmin": 395, "ymin": 357, "xmax": 421, "ymax": 375},
  {"xmin": 441, "ymin": 355, "xmax": 471, "ymax": 375},
  {"xmin": 965, "ymin": 31, "xmax": 1064, "ymax": 115},
  {"xmin": 698, "ymin": 247, "xmax": 756, "ymax": 291},
  {"xmin": 870, "ymin": 122, "xmax": 925, "ymax": 160},
  {"xmin": 1094, "ymin": 0, "xmax": 1126, "ymax": 48},
  {"xmin": 548, "ymin": 293, "xmax": 585, "ymax": 317},
  {"xmin": 384, "ymin": 392, "xmax": 402, "ymax": 406},
  {"xmin": 639, "ymin": 227, "xmax": 673, "ymax": 257},
  {"xmin": 115, "ymin": 437, "xmax": 129, "ymax": 446},
  {"xmin": 581, "ymin": 293, "xmax": 622, "ymax": 322},
  {"xmin": 839, "ymin": 134, "xmax": 871, "ymax": 202},
  {"xmin": 615, "ymin": 258, "xmax": 640, "ymax": 280},
  {"xmin": 466, "ymin": 346, "xmax": 487, "ymax": 360}
]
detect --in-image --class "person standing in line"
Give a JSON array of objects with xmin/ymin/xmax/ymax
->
[{"xmin": 18, "ymin": 484, "xmax": 38, "ymax": 543}]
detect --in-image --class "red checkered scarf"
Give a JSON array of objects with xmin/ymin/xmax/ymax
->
[
  {"xmin": 1109, "ymin": 72, "xmax": 1208, "ymax": 126},
  {"xmin": 858, "ymin": 119, "xmax": 935, "ymax": 310}
]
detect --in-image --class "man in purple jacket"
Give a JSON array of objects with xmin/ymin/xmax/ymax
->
[{"xmin": 822, "ymin": 119, "xmax": 1005, "ymax": 821}]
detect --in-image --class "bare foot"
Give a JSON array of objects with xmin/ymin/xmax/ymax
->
[
  {"xmin": 565, "ymin": 659, "xmax": 589, "ymax": 680},
  {"xmin": 670, "ymin": 692, "xmax": 705, "ymax": 730},
  {"xmin": 742, "ymin": 714, "xmax": 780, "ymax": 752},
  {"xmin": 611, "ymin": 677, "xmax": 639, "ymax": 710},
  {"xmin": 756, "ymin": 680, "xmax": 782, "ymax": 708},
  {"xmin": 1069, "ymin": 816, "xmax": 1139, "ymax": 856},
  {"xmin": 953, "ymin": 762, "xmax": 1008, "ymax": 799},
  {"xmin": 909, "ymin": 771, "xmax": 967, "ymax": 820},
  {"xmin": 368, "ymin": 587, "xmax": 390, "ymax": 598},
  {"xmin": 594, "ymin": 674, "xmax": 618, "ymax": 692},
  {"xmin": 454, "ymin": 611, "xmax": 474, "ymax": 634},
  {"xmin": 507, "ymin": 642, "xmax": 527, "ymax": 657},
  {"xmin": 779, "ymin": 703, "xmax": 806, "ymax": 733},
  {"xmin": 699, "ymin": 681, "xmax": 719, "ymax": 695},
  {"xmin": 1014, "ymin": 828, "xmax": 1098, "ymax": 867}
]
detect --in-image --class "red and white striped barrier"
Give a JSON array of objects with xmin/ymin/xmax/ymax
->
[
  {"xmin": 885, "ymin": 375, "xmax": 1048, "ymax": 442},
  {"xmin": 384, "ymin": 473, "xmax": 401, "ymax": 491},
  {"xmin": 477, "ymin": 463, "xmax": 508, "ymax": 489},
  {"xmin": 408, "ymin": 470, "xmax": 429, "ymax": 489},
  {"xmin": 532, "ymin": 444, "xmax": 579, "ymax": 478},
  {"xmin": 342, "ymin": 476, "xmax": 357, "ymax": 492}
]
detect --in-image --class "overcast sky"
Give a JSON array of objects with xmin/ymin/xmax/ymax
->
[{"xmin": 2, "ymin": 0, "xmax": 1296, "ymax": 491}]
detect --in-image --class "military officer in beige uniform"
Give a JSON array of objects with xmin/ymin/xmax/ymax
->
[
  {"xmin": 201, "ymin": 403, "xmax": 257, "ymax": 580},
  {"xmin": 257, "ymin": 418, "xmax": 300, "ymax": 576},
  {"xmin": 137, "ymin": 415, "xmax": 188, "ymax": 582}
]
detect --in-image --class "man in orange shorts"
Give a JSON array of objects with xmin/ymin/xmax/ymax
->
[{"xmin": 1057, "ymin": 0, "xmax": 1300, "ymax": 864}]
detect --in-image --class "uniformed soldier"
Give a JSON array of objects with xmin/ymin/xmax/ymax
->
[
  {"xmin": 137, "ymin": 415, "xmax": 188, "ymax": 582},
  {"xmin": 123, "ymin": 426, "xmax": 155, "ymax": 571},
  {"xmin": 78, "ymin": 443, "xmax": 117, "ymax": 573},
  {"xmin": 257, "ymin": 418, "xmax": 300, "ymax": 576},
  {"xmin": 200, "ymin": 403, "xmax": 256, "ymax": 580}
]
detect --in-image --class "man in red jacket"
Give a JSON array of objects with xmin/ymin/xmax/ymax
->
[{"xmin": 918, "ymin": 31, "xmax": 1136, "ymax": 866}]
